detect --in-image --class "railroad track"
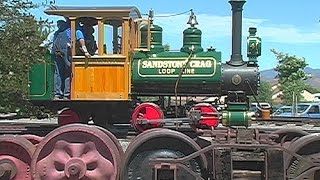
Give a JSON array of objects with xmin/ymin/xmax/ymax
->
[
  {"xmin": 0, "ymin": 119, "xmax": 57, "ymax": 135},
  {"xmin": 1, "ymin": 116, "xmax": 320, "ymax": 135},
  {"xmin": 1, "ymin": 117, "xmax": 320, "ymax": 179}
]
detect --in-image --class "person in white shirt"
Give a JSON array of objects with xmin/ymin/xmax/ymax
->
[
  {"xmin": 40, "ymin": 20, "xmax": 66, "ymax": 53},
  {"xmin": 39, "ymin": 31, "xmax": 55, "ymax": 53}
]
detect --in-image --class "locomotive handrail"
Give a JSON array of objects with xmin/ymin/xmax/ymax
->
[
  {"xmin": 72, "ymin": 62, "xmax": 126, "ymax": 66},
  {"xmin": 72, "ymin": 55, "xmax": 126, "ymax": 59},
  {"xmin": 72, "ymin": 55, "xmax": 127, "ymax": 64}
]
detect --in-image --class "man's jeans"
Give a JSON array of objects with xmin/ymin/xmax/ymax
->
[{"xmin": 53, "ymin": 50, "xmax": 71, "ymax": 98}]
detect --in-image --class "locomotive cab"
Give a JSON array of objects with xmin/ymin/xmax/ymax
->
[
  {"xmin": 28, "ymin": 6, "xmax": 147, "ymax": 125},
  {"xmin": 36, "ymin": 6, "xmax": 143, "ymax": 101}
]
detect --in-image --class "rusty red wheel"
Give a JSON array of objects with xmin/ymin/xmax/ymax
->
[
  {"xmin": 286, "ymin": 133, "xmax": 320, "ymax": 179},
  {"xmin": 31, "ymin": 124, "xmax": 122, "ymax": 180},
  {"xmin": 57, "ymin": 108, "xmax": 81, "ymax": 126},
  {"xmin": 131, "ymin": 103, "xmax": 164, "ymax": 132},
  {"xmin": 0, "ymin": 135, "xmax": 35, "ymax": 180},
  {"xmin": 120, "ymin": 128, "xmax": 208, "ymax": 180},
  {"xmin": 21, "ymin": 134, "xmax": 43, "ymax": 145},
  {"xmin": 95, "ymin": 126, "xmax": 124, "ymax": 157}
]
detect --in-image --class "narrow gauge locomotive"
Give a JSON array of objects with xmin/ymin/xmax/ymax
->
[
  {"xmin": 29, "ymin": 0, "xmax": 260, "ymax": 130},
  {"xmin": 1, "ymin": 0, "xmax": 320, "ymax": 179}
]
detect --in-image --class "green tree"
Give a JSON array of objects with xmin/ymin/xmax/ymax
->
[
  {"xmin": 257, "ymin": 81, "xmax": 273, "ymax": 103},
  {"xmin": 0, "ymin": 0, "xmax": 45, "ymax": 115},
  {"xmin": 271, "ymin": 49, "xmax": 309, "ymax": 105},
  {"xmin": 163, "ymin": 43, "xmax": 170, "ymax": 51},
  {"xmin": 250, "ymin": 81, "xmax": 273, "ymax": 104}
]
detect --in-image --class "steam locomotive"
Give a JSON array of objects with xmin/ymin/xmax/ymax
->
[
  {"xmin": 1, "ymin": 1, "xmax": 317, "ymax": 179},
  {"xmin": 29, "ymin": 0, "xmax": 261, "ymax": 131}
]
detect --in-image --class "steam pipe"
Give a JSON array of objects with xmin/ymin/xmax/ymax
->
[{"xmin": 228, "ymin": 0, "xmax": 246, "ymax": 66}]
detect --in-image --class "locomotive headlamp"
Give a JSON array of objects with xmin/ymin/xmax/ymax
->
[
  {"xmin": 187, "ymin": 10, "xmax": 198, "ymax": 27},
  {"xmin": 247, "ymin": 27, "xmax": 261, "ymax": 64}
]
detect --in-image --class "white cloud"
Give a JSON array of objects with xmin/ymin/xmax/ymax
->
[
  {"xmin": 155, "ymin": 13, "xmax": 320, "ymax": 46},
  {"xmin": 259, "ymin": 26, "xmax": 320, "ymax": 44}
]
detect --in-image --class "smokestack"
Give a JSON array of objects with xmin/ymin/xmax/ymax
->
[{"xmin": 228, "ymin": 0, "xmax": 246, "ymax": 66}]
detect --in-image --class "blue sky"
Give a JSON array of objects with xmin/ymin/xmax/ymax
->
[{"xmin": 32, "ymin": 0, "xmax": 320, "ymax": 71}]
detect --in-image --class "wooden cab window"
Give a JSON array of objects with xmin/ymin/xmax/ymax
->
[
  {"xmin": 74, "ymin": 17, "xmax": 99, "ymax": 56},
  {"xmin": 104, "ymin": 19, "xmax": 123, "ymax": 55}
]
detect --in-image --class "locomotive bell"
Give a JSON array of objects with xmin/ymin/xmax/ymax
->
[
  {"xmin": 181, "ymin": 10, "xmax": 203, "ymax": 53},
  {"xmin": 187, "ymin": 10, "xmax": 198, "ymax": 27}
]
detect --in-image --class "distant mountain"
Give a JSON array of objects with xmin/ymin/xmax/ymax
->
[{"xmin": 260, "ymin": 67, "xmax": 320, "ymax": 89}]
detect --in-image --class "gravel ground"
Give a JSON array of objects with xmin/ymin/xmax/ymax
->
[{"xmin": 0, "ymin": 117, "xmax": 57, "ymax": 124}]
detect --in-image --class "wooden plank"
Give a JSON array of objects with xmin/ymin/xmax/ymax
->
[
  {"xmin": 233, "ymin": 170, "xmax": 261, "ymax": 180},
  {"xmin": 265, "ymin": 149, "xmax": 284, "ymax": 180},
  {"xmin": 97, "ymin": 17, "xmax": 104, "ymax": 56},
  {"xmin": 72, "ymin": 62, "xmax": 128, "ymax": 100},
  {"xmin": 72, "ymin": 92, "xmax": 125, "ymax": 100},
  {"xmin": 232, "ymin": 151, "xmax": 265, "ymax": 162}
]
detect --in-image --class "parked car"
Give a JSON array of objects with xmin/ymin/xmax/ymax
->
[
  {"xmin": 272, "ymin": 105, "xmax": 292, "ymax": 116},
  {"xmin": 272, "ymin": 103, "xmax": 320, "ymax": 118}
]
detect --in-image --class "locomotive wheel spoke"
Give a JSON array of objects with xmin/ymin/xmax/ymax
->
[
  {"xmin": 286, "ymin": 133, "xmax": 320, "ymax": 180},
  {"xmin": 31, "ymin": 124, "xmax": 122, "ymax": 180}
]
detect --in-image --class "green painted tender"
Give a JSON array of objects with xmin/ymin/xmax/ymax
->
[{"xmin": 28, "ymin": 52, "xmax": 54, "ymax": 100}]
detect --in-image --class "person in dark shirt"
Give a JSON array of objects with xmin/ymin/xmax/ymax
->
[{"xmin": 65, "ymin": 24, "xmax": 91, "ymax": 58}]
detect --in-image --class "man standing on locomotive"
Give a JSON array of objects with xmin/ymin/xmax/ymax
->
[
  {"xmin": 40, "ymin": 20, "xmax": 66, "ymax": 54},
  {"xmin": 52, "ymin": 19, "xmax": 90, "ymax": 100},
  {"xmin": 40, "ymin": 20, "xmax": 69, "ymax": 100}
]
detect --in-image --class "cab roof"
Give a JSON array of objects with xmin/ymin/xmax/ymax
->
[{"xmin": 44, "ymin": 6, "xmax": 141, "ymax": 19}]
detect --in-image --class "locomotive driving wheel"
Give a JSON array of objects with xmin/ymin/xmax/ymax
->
[
  {"xmin": 95, "ymin": 126, "xmax": 124, "ymax": 157},
  {"xmin": 0, "ymin": 135, "xmax": 35, "ymax": 180},
  {"xmin": 31, "ymin": 124, "xmax": 122, "ymax": 180},
  {"xmin": 286, "ymin": 133, "xmax": 320, "ymax": 180},
  {"xmin": 21, "ymin": 134, "xmax": 43, "ymax": 145},
  {"xmin": 190, "ymin": 103, "xmax": 219, "ymax": 129},
  {"xmin": 57, "ymin": 107, "xmax": 81, "ymax": 126},
  {"xmin": 131, "ymin": 103, "xmax": 164, "ymax": 132}
]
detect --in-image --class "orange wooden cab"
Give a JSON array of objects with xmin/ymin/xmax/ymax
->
[
  {"xmin": 72, "ymin": 56, "xmax": 129, "ymax": 100},
  {"xmin": 45, "ymin": 7, "xmax": 142, "ymax": 100}
]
